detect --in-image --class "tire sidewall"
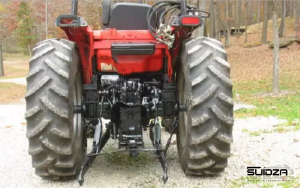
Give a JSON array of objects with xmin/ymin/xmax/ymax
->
[{"xmin": 67, "ymin": 42, "xmax": 85, "ymax": 171}]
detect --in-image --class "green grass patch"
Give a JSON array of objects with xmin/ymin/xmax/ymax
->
[
  {"xmin": 231, "ymin": 176, "xmax": 300, "ymax": 188},
  {"xmin": 278, "ymin": 177, "xmax": 300, "ymax": 188},
  {"xmin": 234, "ymin": 70, "xmax": 300, "ymax": 124},
  {"xmin": 249, "ymin": 131, "xmax": 261, "ymax": 136},
  {"xmin": 235, "ymin": 93, "xmax": 300, "ymax": 122},
  {"xmin": 231, "ymin": 176, "xmax": 263, "ymax": 187}
]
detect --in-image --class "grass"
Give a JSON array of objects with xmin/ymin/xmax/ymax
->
[
  {"xmin": 231, "ymin": 176, "xmax": 262, "ymax": 188},
  {"xmin": 234, "ymin": 76, "xmax": 300, "ymax": 131},
  {"xmin": 278, "ymin": 177, "xmax": 300, "ymax": 188},
  {"xmin": 235, "ymin": 93, "xmax": 300, "ymax": 121},
  {"xmin": 0, "ymin": 82, "xmax": 26, "ymax": 104},
  {"xmin": 232, "ymin": 50, "xmax": 300, "ymax": 125},
  {"xmin": 249, "ymin": 131, "xmax": 261, "ymax": 136},
  {"xmin": 231, "ymin": 176, "xmax": 300, "ymax": 188}
]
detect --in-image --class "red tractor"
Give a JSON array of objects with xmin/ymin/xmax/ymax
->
[{"xmin": 25, "ymin": 0, "xmax": 233, "ymax": 185}]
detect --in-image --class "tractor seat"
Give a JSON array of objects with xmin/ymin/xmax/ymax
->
[{"xmin": 102, "ymin": 2, "xmax": 159, "ymax": 30}]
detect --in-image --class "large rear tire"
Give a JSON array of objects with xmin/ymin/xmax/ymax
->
[
  {"xmin": 25, "ymin": 39, "xmax": 86, "ymax": 179},
  {"xmin": 177, "ymin": 37, "xmax": 234, "ymax": 175}
]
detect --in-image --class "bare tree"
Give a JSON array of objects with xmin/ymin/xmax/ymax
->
[
  {"xmin": 210, "ymin": 0, "xmax": 215, "ymax": 38},
  {"xmin": 257, "ymin": 1, "xmax": 261, "ymax": 40},
  {"xmin": 213, "ymin": 1, "xmax": 220, "ymax": 40},
  {"xmin": 244, "ymin": 0, "xmax": 249, "ymax": 43},
  {"xmin": 272, "ymin": 1, "xmax": 280, "ymax": 94},
  {"xmin": 228, "ymin": 1, "xmax": 233, "ymax": 28},
  {"xmin": 249, "ymin": 1, "xmax": 253, "ymax": 25},
  {"xmin": 225, "ymin": 0, "xmax": 231, "ymax": 46},
  {"xmin": 234, "ymin": 1, "xmax": 237, "ymax": 37},
  {"xmin": 199, "ymin": 0, "xmax": 206, "ymax": 37},
  {"xmin": 236, "ymin": 0, "xmax": 241, "ymax": 38},
  {"xmin": 287, "ymin": 1, "xmax": 293, "ymax": 17},
  {"xmin": 45, "ymin": 0, "xmax": 48, "ymax": 39},
  {"xmin": 217, "ymin": 2, "xmax": 228, "ymax": 45},
  {"xmin": 257, "ymin": 1, "xmax": 261, "ymax": 25},
  {"xmin": 278, "ymin": 0, "xmax": 286, "ymax": 38},
  {"xmin": 262, "ymin": 0, "xmax": 269, "ymax": 44},
  {"xmin": 194, "ymin": 0, "xmax": 206, "ymax": 37},
  {"xmin": 0, "ymin": 5, "xmax": 5, "ymax": 76},
  {"xmin": 0, "ymin": 42, "xmax": 4, "ymax": 77},
  {"xmin": 295, "ymin": 1, "xmax": 299, "ymax": 23},
  {"xmin": 295, "ymin": 1, "xmax": 300, "ymax": 39}
]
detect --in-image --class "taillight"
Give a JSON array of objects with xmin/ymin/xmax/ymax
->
[{"xmin": 180, "ymin": 16, "xmax": 201, "ymax": 27}]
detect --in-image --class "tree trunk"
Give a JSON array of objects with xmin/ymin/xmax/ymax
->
[
  {"xmin": 295, "ymin": 1, "xmax": 300, "ymax": 38},
  {"xmin": 287, "ymin": 1, "xmax": 293, "ymax": 17},
  {"xmin": 210, "ymin": 1, "xmax": 215, "ymax": 38},
  {"xmin": 204, "ymin": 21, "xmax": 208, "ymax": 37},
  {"xmin": 237, "ymin": 0, "xmax": 241, "ymax": 38},
  {"xmin": 257, "ymin": 1, "xmax": 261, "ymax": 39},
  {"xmin": 45, "ymin": 0, "xmax": 48, "ymax": 39},
  {"xmin": 234, "ymin": 1, "xmax": 237, "ymax": 37},
  {"xmin": 228, "ymin": 1, "xmax": 233, "ymax": 31},
  {"xmin": 27, "ymin": 28, "xmax": 32, "ymax": 57},
  {"xmin": 294, "ymin": 1, "xmax": 298, "ymax": 21},
  {"xmin": 249, "ymin": 0, "xmax": 253, "ymax": 25},
  {"xmin": 257, "ymin": 1, "xmax": 261, "ymax": 24},
  {"xmin": 0, "ymin": 42, "xmax": 4, "ymax": 77},
  {"xmin": 278, "ymin": 0, "xmax": 285, "ymax": 38},
  {"xmin": 272, "ymin": 5, "xmax": 279, "ymax": 94},
  {"xmin": 194, "ymin": 0, "xmax": 206, "ymax": 37},
  {"xmin": 213, "ymin": 1, "xmax": 220, "ymax": 41},
  {"xmin": 225, "ymin": 0, "xmax": 231, "ymax": 46},
  {"xmin": 28, "ymin": 43, "xmax": 32, "ymax": 57},
  {"xmin": 262, "ymin": 0, "xmax": 269, "ymax": 44},
  {"xmin": 244, "ymin": 1, "xmax": 249, "ymax": 43},
  {"xmin": 229, "ymin": 1, "xmax": 233, "ymax": 18}
]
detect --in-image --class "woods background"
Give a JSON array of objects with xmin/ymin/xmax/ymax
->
[{"xmin": 0, "ymin": 0, "xmax": 299, "ymax": 54}]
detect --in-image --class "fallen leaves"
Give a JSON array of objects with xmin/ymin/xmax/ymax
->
[{"xmin": 0, "ymin": 82, "xmax": 26, "ymax": 104}]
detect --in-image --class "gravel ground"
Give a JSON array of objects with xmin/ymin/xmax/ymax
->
[{"xmin": 0, "ymin": 102, "xmax": 299, "ymax": 188}]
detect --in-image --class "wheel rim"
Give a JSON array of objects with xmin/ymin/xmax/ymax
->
[
  {"xmin": 178, "ymin": 69, "xmax": 188, "ymax": 148},
  {"xmin": 73, "ymin": 72, "xmax": 83, "ymax": 150}
]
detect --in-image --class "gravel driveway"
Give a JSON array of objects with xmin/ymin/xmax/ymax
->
[
  {"xmin": 0, "ymin": 102, "xmax": 299, "ymax": 188},
  {"xmin": 0, "ymin": 78, "xmax": 27, "ymax": 86}
]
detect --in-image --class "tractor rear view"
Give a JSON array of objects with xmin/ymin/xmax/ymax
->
[{"xmin": 25, "ymin": 0, "xmax": 233, "ymax": 185}]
